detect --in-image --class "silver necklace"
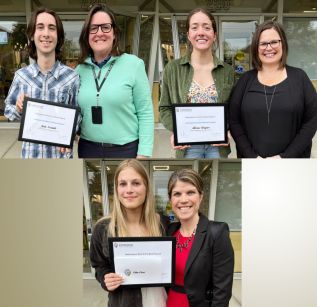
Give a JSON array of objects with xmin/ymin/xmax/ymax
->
[
  {"xmin": 263, "ymin": 85, "xmax": 277, "ymax": 125},
  {"xmin": 176, "ymin": 227, "xmax": 196, "ymax": 253}
]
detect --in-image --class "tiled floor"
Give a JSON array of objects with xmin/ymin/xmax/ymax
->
[
  {"xmin": 83, "ymin": 278, "xmax": 242, "ymax": 307},
  {"xmin": 3, "ymin": 125, "xmax": 316, "ymax": 159}
]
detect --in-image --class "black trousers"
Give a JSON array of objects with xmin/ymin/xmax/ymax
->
[{"xmin": 78, "ymin": 138, "xmax": 138, "ymax": 158}]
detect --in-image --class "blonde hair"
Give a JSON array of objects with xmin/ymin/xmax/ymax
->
[{"xmin": 108, "ymin": 159, "xmax": 162, "ymax": 237}]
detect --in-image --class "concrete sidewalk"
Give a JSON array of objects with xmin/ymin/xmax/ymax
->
[
  {"xmin": 83, "ymin": 278, "xmax": 242, "ymax": 307},
  {"xmin": 2, "ymin": 125, "xmax": 316, "ymax": 158}
]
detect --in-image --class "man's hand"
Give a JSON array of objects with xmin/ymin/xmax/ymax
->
[{"xmin": 16, "ymin": 93, "xmax": 26, "ymax": 113}]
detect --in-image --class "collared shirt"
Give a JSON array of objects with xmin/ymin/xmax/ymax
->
[
  {"xmin": 4, "ymin": 60, "xmax": 80, "ymax": 159},
  {"xmin": 91, "ymin": 55, "xmax": 111, "ymax": 68}
]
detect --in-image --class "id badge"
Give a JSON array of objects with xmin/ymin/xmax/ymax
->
[{"xmin": 91, "ymin": 106, "xmax": 102, "ymax": 124}]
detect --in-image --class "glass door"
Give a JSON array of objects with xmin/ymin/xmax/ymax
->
[
  {"xmin": 83, "ymin": 160, "xmax": 104, "ymax": 274},
  {"xmin": 215, "ymin": 161, "xmax": 242, "ymax": 273},
  {"xmin": 219, "ymin": 17, "xmax": 262, "ymax": 80},
  {"xmin": 0, "ymin": 17, "xmax": 28, "ymax": 121}
]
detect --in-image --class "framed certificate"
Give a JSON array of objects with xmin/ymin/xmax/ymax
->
[
  {"xmin": 172, "ymin": 103, "xmax": 227, "ymax": 146},
  {"xmin": 18, "ymin": 97, "xmax": 80, "ymax": 148},
  {"xmin": 109, "ymin": 237, "xmax": 176, "ymax": 288}
]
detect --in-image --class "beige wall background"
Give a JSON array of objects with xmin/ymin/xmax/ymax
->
[
  {"xmin": 0, "ymin": 160, "xmax": 83, "ymax": 307},
  {"xmin": 243, "ymin": 160, "xmax": 317, "ymax": 307}
]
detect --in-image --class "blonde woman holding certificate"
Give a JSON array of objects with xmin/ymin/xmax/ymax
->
[{"xmin": 90, "ymin": 159, "xmax": 168, "ymax": 307}]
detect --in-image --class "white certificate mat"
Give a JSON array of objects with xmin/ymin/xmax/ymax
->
[
  {"xmin": 18, "ymin": 97, "xmax": 79, "ymax": 148},
  {"xmin": 172, "ymin": 103, "xmax": 227, "ymax": 145},
  {"xmin": 109, "ymin": 237, "xmax": 176, "ymax": 287}
]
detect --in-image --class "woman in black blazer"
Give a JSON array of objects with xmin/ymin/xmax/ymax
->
[{"xmin": 166, "ymin": 169, "xmax": 234, "ymax": 307}]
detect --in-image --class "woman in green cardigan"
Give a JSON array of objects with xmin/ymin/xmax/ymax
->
[{"xmin": 159, "ymin": 8, "xmax": 234, "ymax": 159}]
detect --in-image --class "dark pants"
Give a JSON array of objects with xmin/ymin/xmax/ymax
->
[{"xmin": 78, "ymin": 138, "xmax": 138, "ymax": 158}]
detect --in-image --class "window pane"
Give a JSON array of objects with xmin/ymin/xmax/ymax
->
[
  {"xmin": 139, "ymin": 15, "xmax": 154, "ymax": 72},
  {"xmin": 117, "ymin": 15, "xmax": 136, "ymax": 54},
  {"xmin": 0, "ymin": 18, "xmax": 28, "ymax": 121},
  {"xmin": 105, "ymin": 164, "xmax": 117, "ymax": 215},
  {"xmin": 36, "ymin": 0, "xmax": 154, "ymax": 12},
  {"xmin": 177, "ymin": 18, "xmax": 188, "ymax": 58},
  {"xmin": 198, "ymin": 161, "xmax": 213, "ymax": 217},
  {"xmin": 284, "ymin": 0, "xmax": 317, "ymax": 13},
  {"xmin": 160, "ymin": 17, "xmax": 174, "ymax": 65},
  {"xmin": 62, "ymin": 21, "xmax": 83, "ymax": 68},
  {"xmin": 159, "ymin": 0, "xmax": 277, "ymax": 13},
  {"xmin": 215, "ymin": 161, "xmax": 241, "ymax": 273},
  {"xmin": 86, "ymin": 161, "xmax": 103, "ymax": 227},
  {"xmin": 0, "ymin": 0, "xmax": 26, "ymax": 12},
  {"xmin": 83, "ymin": 205, "xmax": 91, "ymax": 273},
  {"xmin": 215, "ymin": 162, "xmax": 241, "ymax": 230},
  {"xmin": 33, "ymin": 0, "xmax": 96, "ymax": 11},
  {"xmin": 284, "ymin": 18, "xmax": 317, "ymax": 80},
  {"xmin": 222, "ymin": 20, "xmax": 257, "ymax": 79}
]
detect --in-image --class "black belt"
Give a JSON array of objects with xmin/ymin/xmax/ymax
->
[
  {"xmin": 171, "ymin": 285, "xmax": 186, "ymax": 294},
  {"xmin": 81, "ymin": 138, "xmax": 137, "ymax": 148}
]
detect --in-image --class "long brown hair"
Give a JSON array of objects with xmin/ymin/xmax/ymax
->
[
  {"xmin": 107, "ymin": 159, "xmax": 161, "ymax": 237},
  {"xmin": 78, "ymin": 3, "xmax": 121, "ymax": 63},
  {"xmin": 26, "ymin": 7, "xmax": 64, "ymax": 61}
]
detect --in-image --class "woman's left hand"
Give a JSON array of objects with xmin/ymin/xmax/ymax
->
[
  {"xmin": 212, "ymin": 130, "xmax": 231, "ymax": 147},
  {"xmin": 104, "ymin": 273, "xmax": 124, "ymax": 291}
]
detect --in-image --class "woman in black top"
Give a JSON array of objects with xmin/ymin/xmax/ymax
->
[{"xmin": 229, "ymin": 20, "xmax": 317, "ymax": 158}]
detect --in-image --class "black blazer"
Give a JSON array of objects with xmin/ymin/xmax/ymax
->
[{"xmin": 167, "ymin": 214, "xmax": 234, "ymax": 307}]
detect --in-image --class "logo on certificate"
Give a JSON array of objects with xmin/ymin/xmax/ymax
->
[
  {"xmin": 124, "ymin": 269, "xmax": 131, "ymax": 276},
  {"xmin": 114, "ymin": 242, "xmax": 118, "ymax": 248}
]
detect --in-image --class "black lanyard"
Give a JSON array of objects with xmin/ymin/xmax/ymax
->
[{"xmin": 92, "ymin": 60, "xmax": 116, "ymax": 105}]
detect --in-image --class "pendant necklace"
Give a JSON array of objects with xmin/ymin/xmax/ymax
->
[
  {"xmin": 263, "ymin": 84, "xmax": 277, "ymax": 125},
  {"xmin": 176, "ymin": 227, "xmax": 196, "ymax": 253}
]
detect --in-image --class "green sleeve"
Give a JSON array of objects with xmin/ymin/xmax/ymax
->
[{"xmin": 132, "ymin": 59, "xmax": 154, "ymax": 157}]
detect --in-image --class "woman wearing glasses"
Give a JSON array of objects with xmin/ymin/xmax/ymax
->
[
  {"xmin": 229, "ymin": 20, "xmax": 317, "ymax": 158},
  {"xmin": 76, "ymin": 4, "xmax": 154, "ymax": 158}
]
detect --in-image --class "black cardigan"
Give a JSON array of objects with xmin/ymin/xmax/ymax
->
[
  {"xmin": 167, "ymin": 214, "xmax": 234, "ymax": 307},
  {"xmin": 229, "ymin": 66, "xmax": 317, "ymax": 158},
  {"xmin": 89, "ymin": 215, "xmax": 169, "ymax": 307}
]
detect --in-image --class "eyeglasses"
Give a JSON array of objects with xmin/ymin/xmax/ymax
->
[
  {"xmin": 89, "ymin": 23, "xmax": 113, "ymax": 34},
  {"xmin": 258, "ymin": 39, "xmax": 281, "ymax": 50}
]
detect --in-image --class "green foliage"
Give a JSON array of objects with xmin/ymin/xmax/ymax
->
[{"xmin": 9, "ymin": 24, "xmax": 28, "ymax": 51}]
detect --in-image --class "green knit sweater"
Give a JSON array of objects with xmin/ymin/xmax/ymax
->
[{"xmin": 76, "ymin": 53, "xmax": 154, "ymax": 157}]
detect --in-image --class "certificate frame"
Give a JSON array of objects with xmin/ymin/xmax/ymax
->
[
  {"xmin": 172, "ymin": 103, "xmax": 228, "ymax": 146},
  {"xmin": 18, "ymin": 97, "xmax": 80, "ymax": 148},
  {"xmin": 108, "ymin": 236, "xmax": 176, "ymax": 288}
]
